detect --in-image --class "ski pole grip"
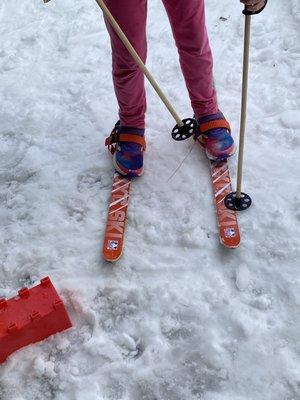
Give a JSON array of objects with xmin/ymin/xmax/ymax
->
[{"xmin": 243, "ymin": 0, "xmax": 268, "ymax": 15}]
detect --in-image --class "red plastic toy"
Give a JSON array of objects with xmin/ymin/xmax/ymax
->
[{"xmin": 0, "ymin": 277, "xmax": 72, "ymax": 364}]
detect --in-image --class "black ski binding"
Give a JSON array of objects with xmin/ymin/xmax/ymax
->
[
  {"xmin": 224, "ymin": 192, "xmax": 252, "ymax": 211},
  {"xmin": 172, "ymin": 118, "xmax": 197, "ymax": 141}
]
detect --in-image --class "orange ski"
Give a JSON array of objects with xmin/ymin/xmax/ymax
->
[
  {"xmin": 210, "ymin": 160, "xmax": 241, "ymax": 248},
  {"xmin": 102, "ymin": 173, "xmax": 131, "ymax": 262}
]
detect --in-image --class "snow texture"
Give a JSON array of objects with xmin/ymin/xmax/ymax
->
[{"xmin": 0, "ymin": 0, "xmax": 300, "ymax": 399}]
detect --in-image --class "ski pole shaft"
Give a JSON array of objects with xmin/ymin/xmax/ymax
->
[
  {"xmin": 94, "ymin": 0, "xmax": 183, "ymax": 127},
  {"xmin": 236, "ymin": 15, "xmax": 251, "ymax": 199}
]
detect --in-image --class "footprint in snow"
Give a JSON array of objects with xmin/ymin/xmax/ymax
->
[
  {"xmin": 117, "ymin": 333, "xmax": 145, "ymax": 360},
  {"xmin": 65, "ymin": 197, "xmax": 89, "ymax": 222},
  {"xmin": 0, "ymin": 131, "xmax": 33, "ymax": 183},
  {"xmin": 77, "ymin": 167, "xmax": 109, "ymax": 192}
]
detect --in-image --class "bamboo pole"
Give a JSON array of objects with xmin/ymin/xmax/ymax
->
[{"xmin": 236, "ymin": 15, "xmax": 251, "ymax": 199}]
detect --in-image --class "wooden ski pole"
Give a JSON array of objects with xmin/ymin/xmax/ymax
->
[
  {"xmin": 236, "ymin": 14, "xmax": 251, "ymax": 200},
  {"xmin": 224, "ymin": 13, "xmax": 253, "ymax": 211},
  {"xmin": 225, "ymin": 3, "xmax": 268, "ymax": 212}
]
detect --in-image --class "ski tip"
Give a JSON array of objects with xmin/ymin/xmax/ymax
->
[
  {"xmin": 221, "ymin": 241, "xmax": 241, "ymax": 249},
  {"xmin": 219, "ymin": 231, "xmax": 241, "ymax": 249},
  {"xmin": 102, "ymin": 241, "xmax": 123, "ymax": 262},
  {"xmin": 102, "ymin": 253, "xmax": 123, "ymax": 263},
  {"xmin": 103, "ymin": 255, "xmax": 122, "ymax": 263}
]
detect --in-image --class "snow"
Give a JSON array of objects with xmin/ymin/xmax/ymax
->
[
  {"xmin": 235, "ymin": 264, "xmax": 250, "ymax": 292},
  {"xmin": 0, "ymin": 0, "xmax": 299, "ymax": 399}
]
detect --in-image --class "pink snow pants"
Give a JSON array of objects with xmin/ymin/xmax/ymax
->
[{"xmin": 104, "ymin": 0, "xmax": 218, "ymax": 129}]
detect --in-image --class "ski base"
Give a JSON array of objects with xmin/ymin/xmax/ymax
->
[
  {"xmin": 102, "ymin": 173, "xmax": 131, "ymax": 262},
  {"xmin": 210, "ymin": 160, "xmax": 241, "ymax": 248}
]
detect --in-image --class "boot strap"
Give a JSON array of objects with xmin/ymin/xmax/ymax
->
[
  {"xmin": 105, "ymin": 130, "xmax": 146, "ymax": 155},
  {"xmin": 198, "ymin": 119, "xmax": 231, "ymax": 136}
]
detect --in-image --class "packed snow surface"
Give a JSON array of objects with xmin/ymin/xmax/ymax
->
[{"xmin": 0, "ymin": 0, "xmax": 299, "ymax": 399}]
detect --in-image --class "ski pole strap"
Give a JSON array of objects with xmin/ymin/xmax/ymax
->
[
  {"xmin": 105, "ymin": 131, "xmax": 146, "ymax": 155},
  {"xmin": 243, "ymin": 0, "xmax": 268, "ymax": 15},
  {"xmin": 198, "ymin": 119, "xmax": 231, "ymax": 136}
]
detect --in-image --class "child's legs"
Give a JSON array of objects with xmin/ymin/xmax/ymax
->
[
  {"xmin": 162, "ymin": 0, "xmax": 218, "ymax": 118},
  {"xmin": 104, "ymin": 0, "xmax": 147, "ymax": 128}
]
